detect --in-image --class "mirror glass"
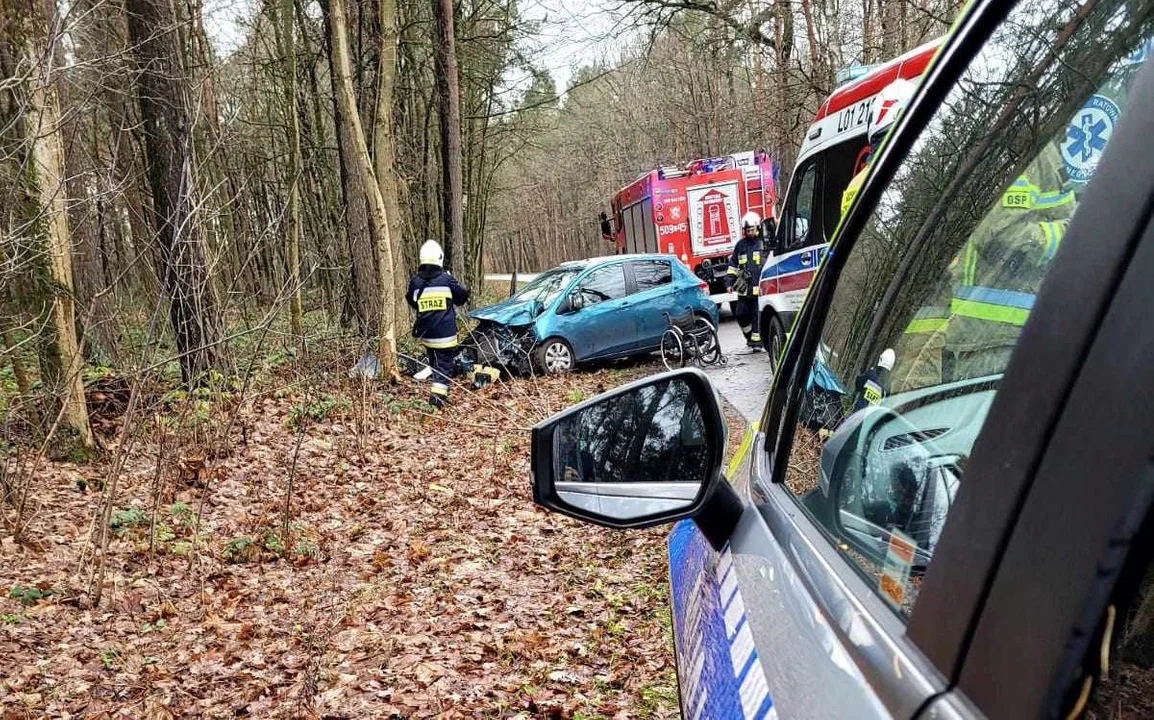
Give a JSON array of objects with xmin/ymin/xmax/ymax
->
[{"xmin": 551, "ymin": 378, "xmax": 709, "ymax": 521}]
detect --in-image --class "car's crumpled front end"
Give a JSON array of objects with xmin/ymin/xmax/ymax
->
[
  {"xmin": 464, "ymin": 319, "xmax": 537, "ymax": 375},
  {"xmin": 462, "ymin": 297, "xmax": 546, "ymax": 375}
]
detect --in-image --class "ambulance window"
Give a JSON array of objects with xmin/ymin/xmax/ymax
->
[
  {"xmin": 788, "ymin": 161, "xmax": 818, "ymax": 250},
  {"xmin": 824, "ymin": 138, "xmax": 869, "ymax": 236},
  {"xmin": 772, "ymin": 0, "xmax": 1152, "ymax": 620}
]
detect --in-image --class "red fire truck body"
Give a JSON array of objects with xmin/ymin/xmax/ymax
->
[{"xmin": 608, "ymin": 150, "xmax": 778, "ymax": 298}]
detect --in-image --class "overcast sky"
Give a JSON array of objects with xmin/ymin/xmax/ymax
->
[{"xmin": 202, "ymin": 0, "xmax": 629, "ymax": 100}]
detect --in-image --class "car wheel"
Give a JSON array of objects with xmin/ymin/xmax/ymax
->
[
  {"xmin": 765, "ymin": 314, "xmax": 786, "ymax": 372},
  {"xmin": 534, "ymin": 338, "xmax": 574, "ymax": 374}
]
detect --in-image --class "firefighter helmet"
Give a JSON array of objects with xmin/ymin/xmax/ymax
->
[
  {"xmin": 741, "ymin": 211, "xmax": 761, "ymax": 230},
  {"xmin": 868, "ymin": 79, "xmax": 917, "ymax": 147},
  {"xmin": 878, "ymin": 348, "xmax": 896, "ymax": 371},
  {"xmin": 419, "ymin": 240, "xmax": 444, "ymax": 267}
]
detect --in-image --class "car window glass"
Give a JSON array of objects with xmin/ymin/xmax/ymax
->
[
  {"xmin": 777, "ymin": 0, "xmax": 1154, "ymax": 618},
  {"xmin": 633, "ymin": 260, "xmax": 673, "ymax": 292},
  {"xmin": 514, "ymin": 268, "xmax": 580, "ymax": 306},
  {"xmin": 789, "ymin": 162, "xmax": 818, "ymax": 250},
  {"xmin": 577, "ymin": 265, "xmax": 628, "ymax": 305}
]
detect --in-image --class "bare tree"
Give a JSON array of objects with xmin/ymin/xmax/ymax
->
[
  {"xmin": 432, "ymin": 0, "xmax": 465, "ymax": 276},
  {"xmin": 125, "ymin": 0, "xmax": 224, "ymax": 384},
  {"xmin": 322, "ymin": 0, "xmax": 399, "ymax": 374}
]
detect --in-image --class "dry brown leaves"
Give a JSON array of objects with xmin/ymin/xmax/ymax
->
[{"xmin": 0, "ymin": 359, "xmax": 685, "ymax": 719}]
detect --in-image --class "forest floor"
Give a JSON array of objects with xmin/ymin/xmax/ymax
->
[{"xmin": 0, "ymin": 352, "xmax": 747, "ymax": 719}]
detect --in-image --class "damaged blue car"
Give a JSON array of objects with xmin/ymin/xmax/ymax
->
[{"xmin": 465, "ymin": 254, "xmax": 718, "ymax": 375}]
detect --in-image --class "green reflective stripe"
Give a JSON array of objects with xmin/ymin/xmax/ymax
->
[
  {"xmin": 726, "ymin": 267, "xmax": 738, "ymax": 276},
  {"xmin": 1032, "ymin": 189, "xmax": 1075, "ymax": 209},
  {"xmin": 950, "ymin": 297, "xmax": 1030, "ymax": 326},
  {"xmin": 1040, "ymin": 220, "xmax": 1064, "ymax": 264},
  {"xmin": 962, "ymin": 243, "xmax": 978, "ymax": 286},
  {"xmin": 906, "ymin": 317, "xmax": 949, "ymax": 334},
  {"xmin": 738, "ymin": 257, "xmax": 747, "ymax": 265}
]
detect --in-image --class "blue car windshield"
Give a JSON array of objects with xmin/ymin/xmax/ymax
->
[{"xmin": 513, "ymin": 268, "xmax": 580, "ymax": 306}]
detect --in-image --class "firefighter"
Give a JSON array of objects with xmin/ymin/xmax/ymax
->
[
  {"xmin": 406, "ymin": 240, "xmax": 470, "ymax": 408},
  {"xmin": 944, "ymin": 143, "xmax": 1075, "ymax": 380},
  {"xmin": 727, "ymin": 211, "xmax": 766, "ymax": 350},
  {"xmin": 852, "ymin": 348, "xmax": 894, "ymax": 412}
]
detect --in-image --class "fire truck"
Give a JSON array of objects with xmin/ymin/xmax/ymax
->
[
  {"xmin": 758, "ymin": 38, "xmax": 941, "ymax": 366},
  {"xmin": 606, "ymin": 150, "xmax": 779, "ymax": 300}
]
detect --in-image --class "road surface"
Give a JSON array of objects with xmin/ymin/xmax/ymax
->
[{"xmin": 708, "ymin": 308, "xmax": 774, "ymax": 423}]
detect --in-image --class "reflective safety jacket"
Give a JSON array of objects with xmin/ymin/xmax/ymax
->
[
  {"xmin": 852, "ymin": 366, "xmax": 891, "ymax": 412},
  {"xmin": 945, "ymin": 144, "xmax": 1075, "ymax": 357},
  {"xmin": 841, "ymin": 165, "xmax": 868, "ymax": 218},
  {"xmin": 406, "ymin": 266, "xmax": 470, "ymax": 348},
  {"xmin": 726, "ymin": 236, "xmax": 764, "ymax": 296}
]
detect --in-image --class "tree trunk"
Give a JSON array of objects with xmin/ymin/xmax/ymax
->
[
  {"xmin": 432, "ymin": 0, "xmax": 464, "ymax": 276},
  {"xmin": 324, "ymin": 2, "xmax": 379, "ymax": 337},
  {"xmin": 125, "ymin": 0, "xmax": 224, "ymax": 385},
  {"xmin": 18, "ymin": 0, "xmax": 94, "ymax": 447},
  {"xmin": 375, "ymin": 0, "xmax": 407, "ymax": 320},
  {"xmin": 274, "ymin": 0, "xmax": 304, "ymax": 339},
  {"xmin": 322, "ymin": 0, "xmax": 398, "ymax": 374}
]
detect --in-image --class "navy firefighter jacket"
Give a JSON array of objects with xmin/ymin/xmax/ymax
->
[
  {"xmin": 406, "ymin": 265, "xmax": 470, "ymax": 348},
  {"xmin": 726, "ymin": 236, "xmax": 765, "ymax": 296}
]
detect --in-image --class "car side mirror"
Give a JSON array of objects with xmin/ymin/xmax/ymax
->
[
  {"xmin": 531, "ymin": 368, "xmax": 742, "ymax": 549},
  {"xmin": 763, "ymin": 218, "xmax": 780, "ymax": 253}
]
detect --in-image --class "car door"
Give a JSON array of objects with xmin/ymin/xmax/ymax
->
[
  {"xmin": 624, "ymin": 259, "xmax": 679, "ymax": 350},
  {"xmin": 530, "ymin": 2, "xmax": 1154, "ymax": 718},
  {"xmin": 743, "ymin": 1, "xmax": 1154, "ymax": 716},
  {"xmin": 552, "ymin": 262, "xmax": 633, "ymax": 361}
]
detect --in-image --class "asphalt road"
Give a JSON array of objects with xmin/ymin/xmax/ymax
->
[{"xmin": 708, "ymin": 307, "xmax": 774, "ymax": 423}]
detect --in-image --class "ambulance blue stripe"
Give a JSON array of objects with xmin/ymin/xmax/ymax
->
[{"xmin": 760, "ymin": 245, "xmax": 828, "ymax": 280}]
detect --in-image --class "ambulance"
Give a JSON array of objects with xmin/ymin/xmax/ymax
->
[{"xmin": 759, "ymin": 38, "xmax": 942, "ymax": 366}]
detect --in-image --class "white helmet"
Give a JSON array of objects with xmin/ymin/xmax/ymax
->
[
  {"xmin": 419, "ymin": 239, "xmax": 444, "ymax": 267},
  {"xmin": 878, "ymin": 348, "xmax": 896, "ymax": 371},
  {"xmin": 868, "ymin": 79, "xmax": 917, "ymax": 147},
  {"xmin": 741, "ymin": 211, "xmax": 761, "ymax": 230}
]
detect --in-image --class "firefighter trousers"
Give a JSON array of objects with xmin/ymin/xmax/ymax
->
[
  {"xmin": 425, "ymin": 345, "xmax": 456, "ymax": 408},
  {"xmin": 734, "ymin": 296, "xmax": 761, "ymax": 349}
]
